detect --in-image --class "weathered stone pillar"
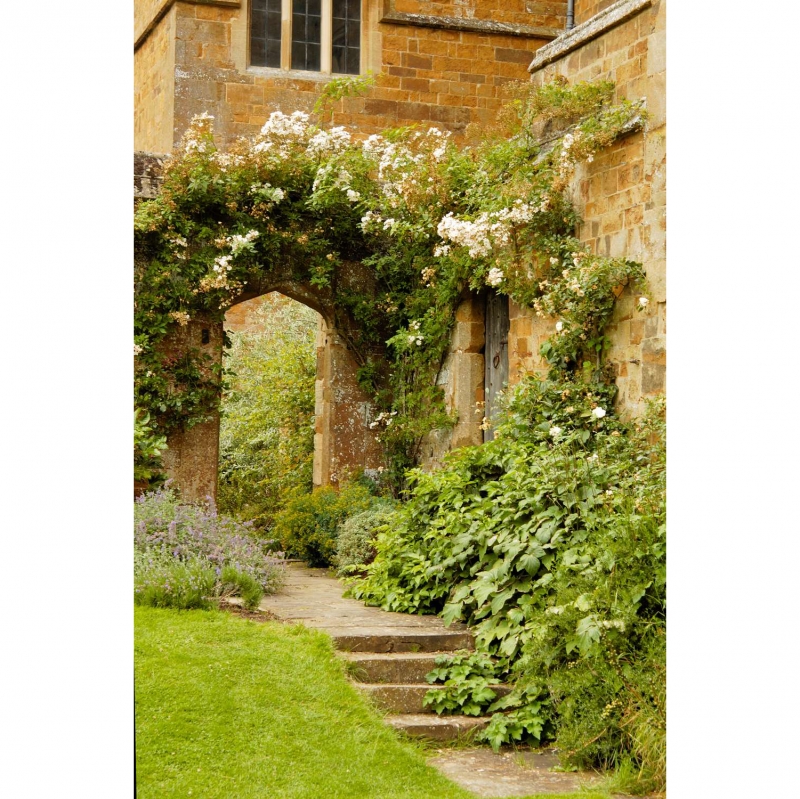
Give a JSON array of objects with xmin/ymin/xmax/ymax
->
[
  {"xmin": 313, "ymin": 317, "xmax": 384, "ymax": 485},
  {"xmin": 160, "ymin": 318, "xmax": 224, "ymax": 504}
]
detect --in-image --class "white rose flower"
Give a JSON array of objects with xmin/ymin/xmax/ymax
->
[
  {"xmin": 639, "ymin": 296, "xmax": 649, "ymax": 307},
  {"xmin": 549, "ymin": 426, "xmax": 563, "ymax": 438},
  {"xmin": 555, "ymin": 321, "xmax": 564, "ymax": 332},
  {"xmin": 592, "ymin": 407, "xmax": 607, "ymax": 419},
  {"xmin": 486, "ymin": 267, "xmax": 504, "ymax": 287}
]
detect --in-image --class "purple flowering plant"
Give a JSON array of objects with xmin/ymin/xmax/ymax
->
[{"xmin": 134, "ymin": 484, "xmax": 285, "ymax": 609}]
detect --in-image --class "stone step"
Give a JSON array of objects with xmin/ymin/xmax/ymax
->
[
  {"xmin": 340, "ymin": 651, "xmax": 444, "ymax": 683},
  {"xmin": 359, "ymin": 683, "xmax": 511, "ymax": 714},
  {"xmin": 387, "ymin": 713, "xmax": 492, "ymax": 742},
  {"xmin": 330, "ymin": 628, "xmax": 473, "ymax": 653}
]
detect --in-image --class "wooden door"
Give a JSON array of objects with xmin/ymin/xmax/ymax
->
[{"xmin": 484, "ymin": 292, "xmax": 509, "ymax": 442}]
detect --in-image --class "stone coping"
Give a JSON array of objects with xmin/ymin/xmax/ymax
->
[
  {"xmin": 528, "ymin": 0, "xmax": 653, "ymax": 73},
  {"xmin": 380, "ymin": 4, "xmax": 560, "ymax": 41}
]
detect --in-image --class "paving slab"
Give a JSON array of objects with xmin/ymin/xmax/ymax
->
[
  {"xmin": 427, "ymin": 748, "xmax": 600, "ymax": 797},
  {"xmin": 259, "ymin": 563, "xmax": 473, "ymax": 639}
]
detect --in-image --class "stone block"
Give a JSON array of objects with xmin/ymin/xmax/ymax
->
[
  {"xmin": 644, "ymin": 312, "xmax": 659, "ymax": 339},
  {"xmin": 185, "ymin": 19, "xmax": 229, "ymax": 46},
  {"xmin": 418, "ymin": 38, "xmax": 449, "ymax": 56},
  {"xmin": 579, "ymin": 39, "xmax": 605, "ymax": 68},
  {"xmin": 456, "ymin": 43, "xmax": 479, "ymax": 60},
  {"xmin": 459, "ymin": 72, "xmax": 486, "ymax": 84},
  {"xmin": 226, "ymin": 83, "xmax": 263, "ymax": 105},
  {"xmin": 646, "ymin": 70, "xmax": 666, "ymax": 128},
  {"xmin": 363, "ymin": 98, "xmax": 399, "ymax": 116},
  {"xmin": 629, "ymin": 319, "xmax": 644, "ymax": 345},
  {"xmin": 455, "ymin": 295, "xmax": 484, "ymax": 323},
  {"xmin": 401, "ymin": 77, "xmax": 431, "ymax": 93},
  {"xmin": 616, "ymin": 56, "xmax": 643, "ymax": 85},
  {"xmin": 402, "ymin": 52, "xmax": 433, "ymax": 70},
  {"xmin": 388, "ymin": 65, "xmax": 416, "ymax": 78},
  {"xmin": 382, "ymin": 48, "xmax": 401, "ymax": 66},
  {"xmin": 451, "ymin": 321, "xmax": 484, "ymax": 353},
  {"xmin": 624, "ymin": 205, "xmax": 644, "ymax": 226},
  {"xmin": 512, "ymin": 316, "xmax": 533, "ymax": 338},
  {"xmin": 647, "ymin": 31, "xmax": 665, "ymax": 76},
  {"xmin": 641, "ymin": 361, "xmax": 665, "ymax": 395},
  {"xmin": 446, "ymin": 80, "xmax": 474, "ymax": 97}
]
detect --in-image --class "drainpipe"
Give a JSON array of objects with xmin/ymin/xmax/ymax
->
[{"xmin": 566, "ymin": 0, "xmax": 575, "ymax": 30}]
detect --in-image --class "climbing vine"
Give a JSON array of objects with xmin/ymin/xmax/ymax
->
[{"xmin": 134, "ymin": 77, "xmax": 646, "ymax": 483}]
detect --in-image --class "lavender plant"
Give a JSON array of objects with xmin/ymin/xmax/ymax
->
[{"xmin": 134, "ymin": 485, "xmax": 285, "ymax": 609}]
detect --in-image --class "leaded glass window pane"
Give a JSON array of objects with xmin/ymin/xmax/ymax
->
[
  {"xmin": 332, "ymin": 0, "xmax": 360, "ymax": 75},
  {"xmin": 250, "ymin": 0, "xmax": 282, "ymax": 68},
  {"xmin": 291, "ymin": 0, "xmax": 322, "ymax": 71}
]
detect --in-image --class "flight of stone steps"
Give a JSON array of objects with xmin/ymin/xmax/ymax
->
[
  {"xmin": 333, "ymin": 627, "xmax": 510, "ymax": 741},
  {"xmin": 259, "ymin": 564, "xmax": 509, "ymax": 742}
]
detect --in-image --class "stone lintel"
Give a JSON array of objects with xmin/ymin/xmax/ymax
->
[
  {"xmin": 135, "ymin": 0, "xmax": 241, "ymax": 52},
  {"xmin": 134, "ymin": 151, "xmax": 169, "ymax": 199},
  {"xmin": 528, "ymin": 0, "xmax": 653, "ymax": 73},
  {"xmin": 380, "ymin": 3, "xmax": 559, "ymax": 41}
]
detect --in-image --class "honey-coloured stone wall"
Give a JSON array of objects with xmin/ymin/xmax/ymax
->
[
  {"xmin": 134, "ymin": 4, "xmax": 177, "ymax": 153},
  {"xmin": 505, "ymin": 0, "xmax": 665, "ymax": 416},
  {"xmin": 573, "ymin": 0, "xmax": 617, "ymax": 25},
  {"xmin": 134, "ymin": 0, "xmax": 568, "ymax": 150}
]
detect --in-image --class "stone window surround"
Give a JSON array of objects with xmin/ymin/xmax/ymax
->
[
  {"xmin": 528, "ymin": 0, "xmax": 653, "ymax": 73},
  {"xmin": 236, "ymin": 0, "xmax": 384, "ymax": 81}
]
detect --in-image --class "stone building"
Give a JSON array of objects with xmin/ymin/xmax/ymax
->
[{"xmin": 134, "ymin": 0, "xmax": 666, "ymax": 499}]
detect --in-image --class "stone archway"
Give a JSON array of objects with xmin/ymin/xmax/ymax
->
[
  {"xmin": 159, "ymin": 268, "xmax": 385, "ymax": 504},
  {"xmin": 137, "ymin": 152, "xmax": 385, "ymax": 503}
]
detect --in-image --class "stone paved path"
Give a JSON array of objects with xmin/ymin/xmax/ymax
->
[
  {"xmin": 260, "ymin": 562, "xmax": 473, "ymax": 642},
  {"xmin": 259, "ymin": 563, "xmax": 609, "ymax": 797}
]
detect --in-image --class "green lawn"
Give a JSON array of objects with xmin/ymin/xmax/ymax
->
[{"xmin": 134, "ymin": 606, "xmax": 616, "ymax": 799}]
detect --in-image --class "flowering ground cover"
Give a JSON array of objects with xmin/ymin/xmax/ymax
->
[
  {"xmin": 134, "ymin": 487, "xmax": 285, "ymax": 610},
  {"xmin": 134, "ymin": 606, "xmax": 619, "ymax": 799}
]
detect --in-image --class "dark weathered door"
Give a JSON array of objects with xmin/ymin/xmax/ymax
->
[{"xmin": 484, "ymin": 292, "xmax": 509, "ymax": 442}]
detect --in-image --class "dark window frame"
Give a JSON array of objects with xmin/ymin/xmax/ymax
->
[{"xmin": 249, "ymin": 0, "xmax": 362, "ymax": 75}]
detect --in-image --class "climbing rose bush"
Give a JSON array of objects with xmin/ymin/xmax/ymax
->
[{"xmin": 135, "ymin": 78, "xmax": 647, "ymax": 487}]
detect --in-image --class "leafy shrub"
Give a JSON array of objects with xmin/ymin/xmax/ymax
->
[
  {"xmin": 350, "ymin": 378, "xmax": 665, "ymax": 793},
  {"xmin": 273, "ymin": 483, "xmax": 375, "ymax": 567},
  {"xmin": 134, "ymin": 409, "xmax": 167, "ymax": 484},
  {"xmin": 134, "ymin": 486, "xmax": 286, "ymax": 609},
  {"xmin": 333, "ymin": 504, "xmax": 396, "ymax": 575},
  {"xmin": 423, "ymin": 651, "xmax": 503, "ymax": 717},
  {"xmin": 218, "ymin": 294, "xmax": 318, "ymax": 531}
]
